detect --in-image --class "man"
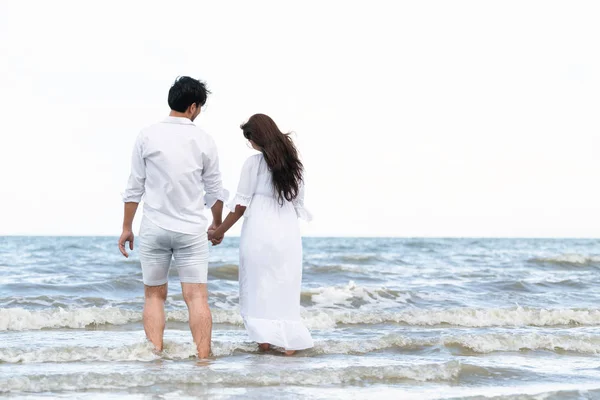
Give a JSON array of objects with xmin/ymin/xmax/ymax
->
[{"xmin": 118, "ymin": 76, "xmax": 227, "ymax": 358}]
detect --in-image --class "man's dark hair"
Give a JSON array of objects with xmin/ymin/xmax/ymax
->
[{"xmin": 168, "ymin": 76, "xmax": 210, "ymax": 112}]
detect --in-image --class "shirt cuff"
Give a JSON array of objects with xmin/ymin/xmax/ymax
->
[
  {"xmin": 121, "ymin": 191, "xmax": 143, "ymax": 203},
  {"xmin": 204, "ymin": 188, "xmax": 230, "ymax": 208}
]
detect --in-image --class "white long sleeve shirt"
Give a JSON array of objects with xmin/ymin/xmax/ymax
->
[{"xmin": 122, "ymin": 116, "xmax": 228, "ymax": 234}]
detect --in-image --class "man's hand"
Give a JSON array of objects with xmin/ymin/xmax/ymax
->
[
  {"xmin": 118, "ymin": 229, "xmax": 135, "ymax": 257},
  {"xmin": 208, "ymin": 229, "xmax": 224, "ymax": 246},
  {"xmin": 208, "ymin": 221, "xmax": 223, "ymax": 246}
]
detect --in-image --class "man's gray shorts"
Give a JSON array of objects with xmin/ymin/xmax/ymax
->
[{"xmin": 138, "ymin": 217, "xmax": 209, "ymax": 286}]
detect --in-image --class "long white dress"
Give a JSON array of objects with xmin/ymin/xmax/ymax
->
[{"xmin": 227, "ymin": 154, "xmax": 314, "ymax": 351}]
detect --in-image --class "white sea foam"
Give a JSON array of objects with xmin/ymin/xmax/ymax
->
[
  {"xmin": 315, "ymin": 332, "xmax": 600, "ymax": 355},
  {"xmin": 307, "ymin": 306, "xmax": 600, "ymax": 328},
  {"xmin": 442, "ymin": 332, "xmax": 600, "ymax": 354},
  {"xmin": 458, "ymin": 386, "xmax": 600, "ymax": 400},
  {"xmin": 0, "ymin": 340, "xmax": 258, "ymax": 363},
  {"xmin": 0, "ymin": 307, "xmax": 245, "ymax": 331},
  {"xmin": 3, "ymin": 305, "xmax": 600, "ymax": 331},
  {"xmin": 0, "ymin": 361, "xmax": 462, "ymax": 392},
  {"xmin": 3, "ymin": 331, "xmax": 600, "ymax": 364},
  {"xmin": 306, "ymin": 281, "xmax": 409, "ymax": 308},
  {"xmin": 0, "ymin": 307, "xmax": 140, "ymax": 330},
  {"xmin": 529, "ymin": 254, "xmax": 600, "ymax": 266}
]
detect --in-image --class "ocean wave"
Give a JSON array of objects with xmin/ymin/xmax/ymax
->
[
  {"xmin": 4, "ymin": 306, "xmax": 600, "ymax": 331},
  {"xmin": 457, "ymin": 387, "xmax": 600, "ymax": 400},
  {"xmin": 0, "ymin": 361, "xmax": 462, "ymax": 392},
  {"xmin": 529, "ymin": 254, "xmax": 600, "ymax": 267},
  {"xmin": 306, "ymin": 264, "xmax": 365, "ymax": 273},
  {"xmin": 0, "ymin": 307, "xmax": 141, "ymax": 330},
  {"xmin": 313, "ymin": 332, "xmax": 600, "ymax": 356},
  {"xmin": 4, "ymin": 332, "xmax": 600, "ymax": 364},
  {"xmin": 314, "ymin": 307, "xmax": 600, "ymax": 328},
  {"xmin": 0, "ymin": 340, "xmax": 257, "ymax": 363},
  {"xmin": 0, "ymin": 307, "xmax": 246, "ymax": 331},
  {"xmin": 339, "ymin": 254, "xmax": 382, "ymax": 263},
  {"xmin": 207, "ymin": 264, "xmax": 239, "ymax": 280},
  {"xmin": 442, "ymin": 332, "xmax": 600, "ymax": 354},
  {"xmin": 200, "ymin": 262, "xmax": 382, "ymax": 281},
  {"xmin": 312, "ymin": 332, "xmax": 600, "ymax": 355},
  {"xmin": 303, "ymin": 281, "xmax": 410, "ymax": 308},
  {"xmin": 0, "ymin": 295, "xmax": 112, "ymax": 309}
]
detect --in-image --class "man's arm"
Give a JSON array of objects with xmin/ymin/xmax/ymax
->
[
  {"xmin": 203, "ymin": 136, "xmax": 228, "ymax": 235},
  {"xmin": 210, "ymin": 200, "xmax": 223, "ymax": 228},
  {"xmin": 208, "ymin": 200, "xmax": 224, "ymax": 245},
  {"xmin": 119, "ymin": 134, "xmax": 145, "ymax": 257},
  {"xmin": 119, "ymin": 202, "xmax": 139, "ymax": 257}
]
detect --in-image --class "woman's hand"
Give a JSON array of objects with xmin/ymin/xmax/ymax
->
[{"xmin": 208, "ymin": 208, "xmax": 244, "ymax": 246}]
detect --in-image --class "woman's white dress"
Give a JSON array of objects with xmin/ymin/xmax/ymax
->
[{"xmin": 227, "ymin": 154, "xmax": 314, "ymax": 350}]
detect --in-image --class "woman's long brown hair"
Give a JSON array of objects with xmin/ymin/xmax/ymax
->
[{"xmin": 241, "ymin": 114, "xmax": 303, "ymax": 205}]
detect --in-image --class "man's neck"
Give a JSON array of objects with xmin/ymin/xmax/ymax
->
[{"xmin": 169, "ymin": 110, "xmax": 192, "ymax": 120}]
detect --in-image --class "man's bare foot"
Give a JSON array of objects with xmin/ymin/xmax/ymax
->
[
  {"xmin": 284, "ymin": 350, "xmax": 296, "ymax": 356},
  {"xmin": 151, "ymin": 346, "xmax": 163, "ymax": 356},
  {"xmin": 259, "ymin": 343, "xmax": 271, "ymax": 351}
]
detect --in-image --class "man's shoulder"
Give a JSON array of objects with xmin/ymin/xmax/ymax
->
[
  {"xmin": 140, "ymin": 120, "xmax": 210, "ymax": 136},
  {"xmin": 137, "ymin": 120, "xmax": 216, "ymax": 153},
  {"xmin": 138, "ymin": 121, "xmax": 165, "ymax": 136},
  {"xmin": 192, "ymin": 125, "xmax": 212, "ymax": 138}
]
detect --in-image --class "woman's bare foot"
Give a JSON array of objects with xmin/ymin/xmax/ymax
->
[
  {"xmin": 259, "ymin": 343, "xmax": 271, "ymax": 351},
  {"xmin": 284, "ymin": 350, "xmax": 296, "ymax": 356}
]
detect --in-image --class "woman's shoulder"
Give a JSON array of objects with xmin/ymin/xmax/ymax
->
[
  {"xmin": 243, "ymin": 153, "xmax": 264, "ymax": 167},
  {"xmin": 240, "ymin": 153, "xmax": 265, "ymax": 176}
]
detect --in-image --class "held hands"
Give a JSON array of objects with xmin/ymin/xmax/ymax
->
[
  {"xmin": 208, "ymin": 221, "xmax": 224, "ymax": 246},
  {"xmin": 208, "ymin": 229, "xmax": 223, "ymax": 246}
]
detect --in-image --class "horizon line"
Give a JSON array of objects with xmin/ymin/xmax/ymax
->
[{"xmin": 1, "ymin": 234, "xmax": 599, "ymax": 240}]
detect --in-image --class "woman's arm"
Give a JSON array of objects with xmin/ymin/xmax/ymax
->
[{"xmin": 208, "ymin": 205, "xmax": 246, "ymax": 243}]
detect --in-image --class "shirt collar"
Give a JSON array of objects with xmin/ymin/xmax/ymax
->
[{"xmin": 162, "ymin": 116, "xmax": 195, "ymax": 125}]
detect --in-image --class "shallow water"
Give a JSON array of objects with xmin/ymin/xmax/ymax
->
[{"xmin": 2, "ymin": 236, "xmax": 600, "ymax": 399}]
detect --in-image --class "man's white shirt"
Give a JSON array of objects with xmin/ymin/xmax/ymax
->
[{"xmin": 122, "ymin": 116, "xmax": 228, "ymax": 234}]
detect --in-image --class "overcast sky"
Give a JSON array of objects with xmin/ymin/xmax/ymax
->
[{"xmin": 1, "ymin": 1, "xmax": 599, "ymax": 237}]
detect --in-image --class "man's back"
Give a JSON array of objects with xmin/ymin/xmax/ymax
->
[
  {"xmin": 118, "ymin": 76, "xmax": 223, "ymax": 358},
  {"xmin": 122, "ymin": 116, "xmax": 224, "ymax": 234}
]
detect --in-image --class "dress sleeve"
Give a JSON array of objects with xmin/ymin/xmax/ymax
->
[
  {"xmin": 292, "ymin": 181, "xmax": 313, "ymax": 221},
  {"xmin": 227, "ymin": 155, "xmax": 259, "ymax": 211}
]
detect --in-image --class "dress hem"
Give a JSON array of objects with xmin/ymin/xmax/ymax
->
[{"xmin": 242, "ymin": 315, "xmax": 314, "ymax": 351}]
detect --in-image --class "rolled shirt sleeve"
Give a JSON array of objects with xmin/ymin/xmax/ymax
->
[
  {"xmin": 121, "ymin": 133, "xmax": 146, "ymax": 203},
  {"xmin": 202, "ymin": 136, "xmax": 229, "ymax": 208}
]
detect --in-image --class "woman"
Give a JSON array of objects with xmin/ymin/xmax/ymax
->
[{"xmin": 208, "ymin": 114, "xmax": 313, "ymax": 355}]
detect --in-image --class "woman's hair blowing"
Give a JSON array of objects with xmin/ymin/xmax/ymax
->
[{"xmin": 241, "ymin": 114, "xmax": 303, "ymax": 205}]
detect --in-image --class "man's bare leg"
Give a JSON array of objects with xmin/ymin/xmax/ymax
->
[
  {"xmin": 143, "ymin": 284, "xmax": 168, "ymax": 351},
  {"xmin": 182, "ymin": 283, "xmax": 212, "ymax": 358}
]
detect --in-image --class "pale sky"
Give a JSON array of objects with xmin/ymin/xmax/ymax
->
[{"xmin": 1, "ymin": 1, "xmax": 599, "ymax": 237}]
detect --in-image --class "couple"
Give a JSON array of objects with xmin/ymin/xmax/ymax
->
[{"xmin": 118, "ymin": 76, "xmax": 313, "ymax": 357}]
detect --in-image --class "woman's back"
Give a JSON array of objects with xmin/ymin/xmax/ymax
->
[
  {"xmin": 208, "ymin": 113, "xmax": 314, "ymax": 353},
  {"xmin": 230, "ymin": 154, "xmax": 310, "ymax": 222}
]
